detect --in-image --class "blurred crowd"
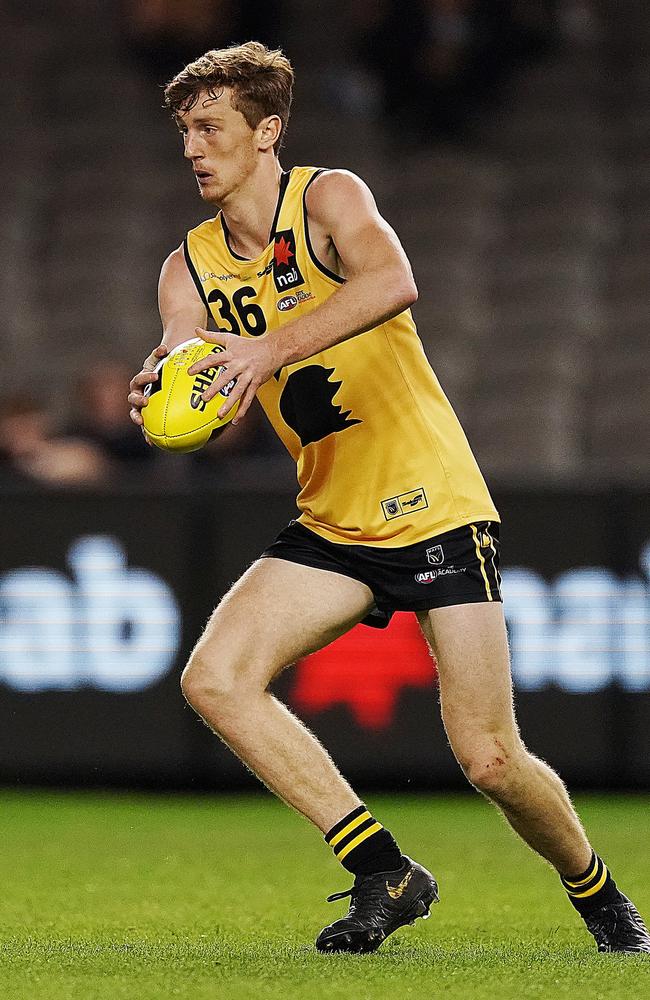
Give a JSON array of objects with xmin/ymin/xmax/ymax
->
[
  {"xmin": 1, "ymin": 1, "xmax": 569, "ymax": 490},
  {"xmin": 121, "ymin": 0, "xmax": 564, "ymax": 142},
  {"xmin": 0, "ymin": 366, "xmax": 284, "ymax": 490},
  {"xmin": 350, "ymin": 0, "xmax": 559, "ymax": 140},
  {"xmin": 0, "ymin": 0, "xmax": 593, "ymax": 492},
  {"xmin": 121, "ymin": 0, "xmax": 287, "ymax": 81}
]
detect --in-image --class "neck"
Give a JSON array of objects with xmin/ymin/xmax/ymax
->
[{"xmin": 220, "ymin": 156, "xmax": 284, "ymax": 258}]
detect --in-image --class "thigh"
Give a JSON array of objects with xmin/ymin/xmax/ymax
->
[
  {"xmin": 193, "ymin": 557, "xmax": 375, "ymax": 688},
  {"xmin": 417, "ymin": 602, "xmax": 519, "ymax": 751}
]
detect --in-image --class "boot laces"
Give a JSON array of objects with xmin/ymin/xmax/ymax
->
[
  {"xmin": 326, "ymin": 888, "xmax": 354, "ymax": 903},
  {"xmin": 326, "ymin": 875, "xmax": 389, "ymax": 915}
]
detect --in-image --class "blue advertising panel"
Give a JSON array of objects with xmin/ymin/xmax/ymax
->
[{"xmin": 0, "ymin": 488, "xmax": 648, "ymax": 788}]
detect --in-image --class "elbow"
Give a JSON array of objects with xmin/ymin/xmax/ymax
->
[
  {"xmin": 394, "ymin": 275, "xmax": 418, "ymax": 312},
  {"xmin": 405, "ymin": 278, "xmax": 418, "ymax": 308}
]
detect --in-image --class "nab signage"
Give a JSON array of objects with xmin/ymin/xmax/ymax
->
[
  {"xmin": 0, "ymin": 535, "xmax": 181, "ymax": 692},
  {"xmin": 503, "ymin": 540, "xmax": 650, "ymax": 693}
]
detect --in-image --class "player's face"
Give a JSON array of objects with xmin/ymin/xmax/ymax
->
[{"xmin": 178, "ymin": 88, "xmax": 260, "ymax": 204}]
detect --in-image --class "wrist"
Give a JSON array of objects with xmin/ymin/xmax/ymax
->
[{"xmin": 266, "ymin": 330, "xmax": 291, "ymax": 372}]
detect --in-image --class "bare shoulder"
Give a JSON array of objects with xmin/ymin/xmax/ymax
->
[
  {"xmin": 159, "ymin": 243, "xmax": 202, "ymax": 302},
  {"xmin": 305, "ymin": 169, "xmax": 379, "ymax": 229},
  {"xmin": 160, "ymin": 243, "xmax": 190, "ymax": 283},
  {"xmin": 303, "ymin": 168, "xmax": 414, "ymax": 284},
  {"xmin": 158, "ymin": 242, "xmax": 206, "ymax": 330}
]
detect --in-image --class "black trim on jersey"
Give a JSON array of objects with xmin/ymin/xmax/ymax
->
[
  {"xmin": 183, "ymin": 237, "xmax": 210, "ymax": 310},
  {"xmin": 220, "ymin": 214, "xmax": 249, "ymax": 261},
  {"xmin": 219, "ymin": 212, "xmax": 251, "ymax": 264},
  {"xmin": 220, "ymin": 169, "xmax": 292, "ymax": 262},
  {"xmin": 303, "ymin": 169, "xmax": 345, "ymax": 285},
  {"xmin": 270, "ymin": 169, "xmax": 292, "ymax": 240}
]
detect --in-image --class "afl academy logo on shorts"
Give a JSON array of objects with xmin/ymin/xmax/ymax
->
[
  {"xmin": 426, "ymin": 545, "xmax": 444, "ymax": 565},
  {"xmin": 273, "ymin": 230, "xmax": 305, "ymax": 292}
]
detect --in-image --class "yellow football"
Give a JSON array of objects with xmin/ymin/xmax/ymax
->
[{"xmin": 142, "ymin": 338, "xmax": 239, "ymax": 453}]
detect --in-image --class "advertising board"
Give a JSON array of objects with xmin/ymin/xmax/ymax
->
[{"xmin": 1, "ymin": 489, "xmax": 648, "ymax": 787}]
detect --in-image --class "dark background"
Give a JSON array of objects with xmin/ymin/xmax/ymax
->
[{"xmin": 0, "ymin": 1, "xmax": 648, "ymax": 791}]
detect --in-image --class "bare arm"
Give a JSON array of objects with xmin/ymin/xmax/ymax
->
[
  {"xmin": 190, "ymin": 170, "xmax": 417, "ymax": 420},
  {"xmin": 128, "ymin": 245, "xmax": 207, "ymax": 426},
  {"xmin": 158, "ymin": 244, "xmax": 208, "ymax": 352},
  {"xmin": 277, "ymin": 168, "xmax": 418, "ymax": 364}
]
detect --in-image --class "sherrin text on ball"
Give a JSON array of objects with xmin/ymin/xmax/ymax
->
[{"xmin": 142, "ymin": 338, "xmax": 238, "ymax": 452}]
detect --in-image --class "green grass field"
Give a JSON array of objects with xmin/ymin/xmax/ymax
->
[{"xmin": 1, "ymin": 791, "xmax": 649, "ymax": 999}]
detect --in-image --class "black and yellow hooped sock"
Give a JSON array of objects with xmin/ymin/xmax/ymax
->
[
  {"xmin": 325, "ymin": 804, "xmax": 402, "ymax": 876},
  {"xmin": 561, "ymin": 852, "xmax": 620, "ymax": 914}
]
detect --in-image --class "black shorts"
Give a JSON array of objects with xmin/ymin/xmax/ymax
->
[{"xmin": 261, "ymin": 519, "xmax": 502, "ymax": 628}]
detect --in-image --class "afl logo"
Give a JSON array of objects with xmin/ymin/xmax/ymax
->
[{"xmin": 277, "ymin": 294, "xmax": 298, "ymax": 312}]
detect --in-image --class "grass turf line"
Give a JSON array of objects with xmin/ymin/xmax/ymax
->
[{"xmin": 1, "ymin": 791, "xmax": 649, "ymax": 999}]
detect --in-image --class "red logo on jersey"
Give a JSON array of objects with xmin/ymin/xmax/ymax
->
[
  {"xmin": 274, "ymin": 236, "xmax": 294, "ymax": 267},
  {"xmin": 273, "ymin": 229, "xmax": 305, "ymax": 292},
  {"xmin": 289, "ymin": 612, "xmax": 437, "ymax": 729}
]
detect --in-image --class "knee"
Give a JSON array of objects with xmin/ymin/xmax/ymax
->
[
  {"xmin": 456, "ymin": 734, "xmax": 526, "ymax": 798},
  {"xmin": 180, "ymin": 647, "xmax": 244, "ymax": 716}
]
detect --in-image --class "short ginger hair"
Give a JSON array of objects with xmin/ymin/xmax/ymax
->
[{"xmin": 164, "ymin": 41, "xmax": 294, "ymax": 153}]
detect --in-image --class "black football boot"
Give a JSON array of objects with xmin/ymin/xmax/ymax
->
[
  {"xmin": 583, "ymin": 893, "xmax": 650, "ymax": 953},
  {"xmin": 316, "ymin": 855, "xmax": 439, "ymax": 954}
]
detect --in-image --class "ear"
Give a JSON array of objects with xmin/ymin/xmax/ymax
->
[{"xmin": 257, "ymin": 114, "xmax": 283, "ymax": 152}]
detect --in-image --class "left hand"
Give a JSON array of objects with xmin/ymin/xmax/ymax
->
[{"xmin": 188, "ymin": 328, "xmax": 281, "ymax": 422}]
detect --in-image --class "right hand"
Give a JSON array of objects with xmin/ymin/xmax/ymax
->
[{"xmin": 128, "ymin": 345, "xmax": 168, "ymax": 440}]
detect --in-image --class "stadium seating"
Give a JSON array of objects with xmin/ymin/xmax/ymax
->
[{"xmin": 0, "ymin": 0, "xmax": 647, "ymax": 485}]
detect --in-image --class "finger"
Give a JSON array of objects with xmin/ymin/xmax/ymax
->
[
  {"xmin": 187, "ymin": 352, "xmax": 232, "ymax": 376},
  {"xmin": 201, "ymin": 368, "xmax": 237, "ymax": 402},
  {"xmin": 142, "ymin": 344, "xmax": 168, "ymax": 371},
  {"xmin": 142, "ymin": 357, "xmax": 162, "ymax": 373},
  {"xmin": 217, "ymin": 374, "xmax": 251, "ymax": 419},
  {"xmin": 127, "ymin": 390, "xmax": 149, "ymax": 408},
  {"xmin": 130, "ymin": 407, "xmax": 144, "ymax": 426},
  {"xmin": 217, "ymin": 375, "xmax": 251, "ymax": 419},
  {"xmin": 130, "ymin": 371, "xmax": 159, "ymax": 390},
  {"xmin": 194, "ymin": 327, "xmax": 232, "ymax": 347},
  {"xmin": 231, "ymin": 383, "xmax": 257, "ymax": 424}
]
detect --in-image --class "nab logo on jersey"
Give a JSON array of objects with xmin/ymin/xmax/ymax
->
[{"xmin": 273, "ymin": 229, "xmax": 305, "ymax": 292}]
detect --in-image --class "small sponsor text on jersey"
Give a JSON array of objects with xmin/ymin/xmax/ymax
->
[{"xmin": 382, "ymin": 488, "xmax": 429, "ymax": 521}]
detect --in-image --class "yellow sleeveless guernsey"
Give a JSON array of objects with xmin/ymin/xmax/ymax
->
[{"xmin": 184, "ymin": 166, "xmax": 498, "ymax": 547}]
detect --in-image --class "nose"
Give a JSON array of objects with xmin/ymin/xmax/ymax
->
[{"xmin": 183, "ymin": 131, "xmax": 202, "ymax": 161}]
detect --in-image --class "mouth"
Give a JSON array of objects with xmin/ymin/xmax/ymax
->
[{"xmin": 194, "ymin": 170, "xmax": 213, "ymax": 186}]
